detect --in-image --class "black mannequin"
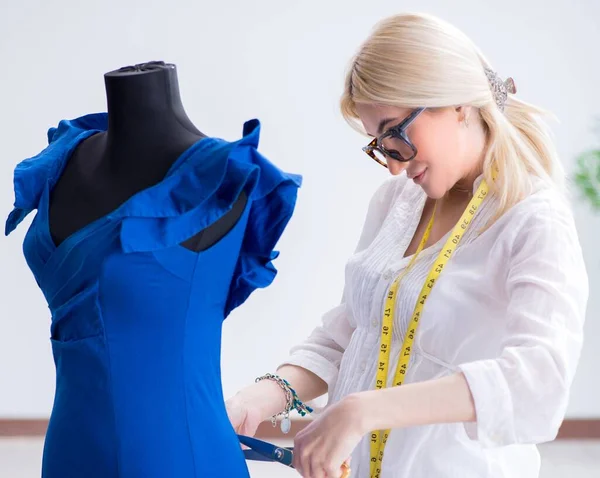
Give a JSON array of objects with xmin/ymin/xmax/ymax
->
[{"xmin": 49, "ymin": 61, "xmax": 247, "ymax": 252}]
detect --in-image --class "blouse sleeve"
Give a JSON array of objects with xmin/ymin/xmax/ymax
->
[
  {"xmin": 457, "ymin": 199, "xmax": 588, "ymax": 447},
  {"xmin": 281, "ymin": 175, "xmax": 405, "ymax": 390}
]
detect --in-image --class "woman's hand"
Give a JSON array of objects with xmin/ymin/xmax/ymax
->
[
  {"xmin": 293, "ymin": 393, "xmax": 367, "ymax": 477},
  {"xmin": 225, "ymin": 376, "xmax": 292, "ymax": 437},
  {"xmin": 226, "ymin": 365, "xmax": 329, "ymax": 438},
  {"xmin": 225, "ymin": 395, "xmax": 265, "ymax": 437}
]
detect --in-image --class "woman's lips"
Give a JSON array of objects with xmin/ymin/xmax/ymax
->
[{"xmin": 412, "ymin": 169, "xmax": 426, "ymax": 184}]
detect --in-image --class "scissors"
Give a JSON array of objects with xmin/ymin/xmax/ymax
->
[
  {"xmin": 238, "ymin": 435, "xmax": 351, "ymax": 477},
  {"xmin": 238, "ymin": 434, "xmax": 295, "ymax": 467}
]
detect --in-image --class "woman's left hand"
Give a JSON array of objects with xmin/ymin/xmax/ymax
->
[{"xmin": 293, "ymin": 393, "xmax": 369, "ymax": 477}]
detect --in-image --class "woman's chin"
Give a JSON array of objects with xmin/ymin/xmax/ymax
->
[{"xmin": 420, "ymin": 183, "xmax": 445, "ymax": 200}]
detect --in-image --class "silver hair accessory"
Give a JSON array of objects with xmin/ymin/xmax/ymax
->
[{"xmin": 484, "ymin": 66, "xmax": 517, "ymax": 112}]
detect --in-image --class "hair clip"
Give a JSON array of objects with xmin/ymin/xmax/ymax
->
[{"xmin": 484, "ymin": 66, "xmax": 517, "ymax": 111}]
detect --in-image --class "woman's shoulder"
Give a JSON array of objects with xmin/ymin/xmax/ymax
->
[
  {"xmin": 498, "ymin": 183, "xmax": 582, "ymax": 256},
  {"xmin": 507, "ymin": 183, "xmax": 575, "ymax": 227}
]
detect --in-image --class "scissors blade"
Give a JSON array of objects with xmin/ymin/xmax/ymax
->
[
  {"xmin": 238, "ymin": 435, "xmax": 294, "ymax": 468},
  {"xmin": 243, "ymin": 449, "xmax": 274, "ymax": 462}
]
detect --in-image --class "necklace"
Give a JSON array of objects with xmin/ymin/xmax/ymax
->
[{"xmin": 451, "ymin": 185, "xmax": 473, "ymax": 194}]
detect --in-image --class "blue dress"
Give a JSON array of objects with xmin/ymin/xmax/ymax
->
[{"xmin": 5, "ymin": 113, "xmax": 302, "ymax": 478}]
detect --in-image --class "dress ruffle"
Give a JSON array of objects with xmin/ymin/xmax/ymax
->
[
  {"xmin": 5, "ymin": 114, "xmax": 302, "ymax": 315},
  {"xmin": 5, "ymin": 113, "xmax": 107, "ymax": 236}
]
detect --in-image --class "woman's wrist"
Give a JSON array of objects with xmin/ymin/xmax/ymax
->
[
  {"xmin": 342, "ymin": 387, "xmax": 423, "ymax": 435},
  {"xmin": 233, "ymin": 379, "xmax": 289, "ymax": 421},
  {"xmin": 351, "ymin": 388, "xmax": 405, "ymax": 433},
  {"xmin": 231, "ymin": 365, "xmax": 328, "ymax": 424},
  {"xmin": 341, "ymin": 391, "xmax": 388, "ymax": 435},
  {"xmin": 345, "ymin": 373, "xmax": 477, "ymax": 434}
]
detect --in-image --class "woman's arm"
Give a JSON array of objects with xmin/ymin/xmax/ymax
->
[
  {"xmin": 229, "ymin": 365, "xmax": 328, "ymax": 422},
  {"xmin": 355, "ymin": 372, "xmax": 475, "ymax": 433}
]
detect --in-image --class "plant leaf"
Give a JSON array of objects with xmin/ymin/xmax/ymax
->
[{"xmin": 573, "ymin": 148, "xmax": 600, "ymax": 211}]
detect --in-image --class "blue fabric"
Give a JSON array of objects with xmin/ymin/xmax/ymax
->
[{"xmin": 5, "ymin": 113, "xmax": 302, "ymax": 478}]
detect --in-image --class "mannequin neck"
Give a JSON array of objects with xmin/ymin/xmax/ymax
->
[{"xmin": 103, "ymin": 62, "xmax": 204, "ymax": 156}]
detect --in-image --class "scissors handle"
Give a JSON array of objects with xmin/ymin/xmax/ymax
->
[
  {"xmin": 243, "ymin": 449, "xmax": 289, "ymax": 462},
  {"xmin": 240, "ymin": 436, "xmax": 351, "ymax": 477},
  {"xmin": 238, "ymin": 434, "xmax": 295, "ymax": 467}
]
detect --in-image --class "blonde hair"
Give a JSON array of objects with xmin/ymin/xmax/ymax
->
[{"xmin": 341, "ymin": 13, "xmax": 565, "ymax": 221}]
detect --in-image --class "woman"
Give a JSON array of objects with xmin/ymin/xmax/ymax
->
[{"xmin": 226, "ymin": 12, "xmax": 588, "ymax": 478}]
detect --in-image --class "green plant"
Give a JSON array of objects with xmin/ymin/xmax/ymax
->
[{"xmin": 574, "ymin": 147, "xmax": 600, "ymax": 211}]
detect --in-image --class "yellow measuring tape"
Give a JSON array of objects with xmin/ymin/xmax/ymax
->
[{"xmin": 369, "ymin": 179, "xmax": 490, "ymax": 478}]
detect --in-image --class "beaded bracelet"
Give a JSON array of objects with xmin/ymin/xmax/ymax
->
[{"xmin": 256, "ymin": 373, "xmax": 314, "ymax": 434}]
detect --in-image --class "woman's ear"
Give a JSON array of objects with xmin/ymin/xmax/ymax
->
[{"xmin": 455, "ymin": 105, "xmax": 472, "ymax": 124}]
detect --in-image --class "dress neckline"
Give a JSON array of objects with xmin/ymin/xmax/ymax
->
[{"xmin": 42, "ymin": 127, "xmax": 214, "ymax": 253}]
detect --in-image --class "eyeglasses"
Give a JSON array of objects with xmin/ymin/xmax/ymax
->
[{"xmin": 362, "ymin": 107, "xmax": 426, "ymax": 168}]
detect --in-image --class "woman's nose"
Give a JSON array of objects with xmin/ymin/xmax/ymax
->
[{"xmin": 387, "ymin": 160, "xmax": 407, "ymax": 176}]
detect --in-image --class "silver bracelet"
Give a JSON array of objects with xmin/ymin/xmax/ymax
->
[{"xmin": 256, "ymin": 373, "xmax": 294, "ymax": 434}]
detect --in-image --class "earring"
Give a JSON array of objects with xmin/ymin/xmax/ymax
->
[{"xmin": 464, "ymin": 116, "xmax": 470, "ymax": 128}]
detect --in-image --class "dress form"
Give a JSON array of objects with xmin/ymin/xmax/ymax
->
[{"xmin": 49, "ymin": 60, "xmax": 246, "ymax": 251}]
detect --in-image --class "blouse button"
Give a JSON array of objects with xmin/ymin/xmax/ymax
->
[
  {"xmin": 383, "ymin": 271, "xmax": 392, "ymax": 280},
  {"xmin": 371, "ymin": 319, "xmax": 379, "ymax": 328}
]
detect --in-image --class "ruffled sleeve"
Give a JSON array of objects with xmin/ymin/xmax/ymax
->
[
  {"xmin": 5, "ymin": 114, "xmax": 107, "ymax": 236},
  {"xmin": 224, "ymin": 121, "xmax": 302, "ymax": 316}
]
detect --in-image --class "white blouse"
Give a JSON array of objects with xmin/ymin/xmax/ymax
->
[{"xmin": 282, "ymin": 173, "xmax": 588, "ymax": 478}]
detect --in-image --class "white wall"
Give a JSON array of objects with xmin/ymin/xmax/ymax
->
[{"xmin": 1, "ymin": 0, "xmax": 599, "ymax": 419}]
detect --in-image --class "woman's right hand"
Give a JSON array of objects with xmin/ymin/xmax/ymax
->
[
  {"xmin": 226, "ymin": 365, "xmax": 328, "ymax": 437},
  {"xmin": 225, "ymin": 395, "xmax": 265, "ymax": 437}
]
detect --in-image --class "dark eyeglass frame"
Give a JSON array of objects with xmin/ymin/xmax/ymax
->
[{"xmin": 362, "ymin": 107, "xmax": 426, "ymax": 168}]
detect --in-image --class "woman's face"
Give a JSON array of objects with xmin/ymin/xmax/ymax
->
[{"xmin": 355, "ymin": 103, "xmax": 478, "ymax": 198}]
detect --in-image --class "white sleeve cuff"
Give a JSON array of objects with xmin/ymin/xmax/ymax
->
[{"xmin": 458, "ymin": 359, "xmax": 518, "ymax": 448}]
